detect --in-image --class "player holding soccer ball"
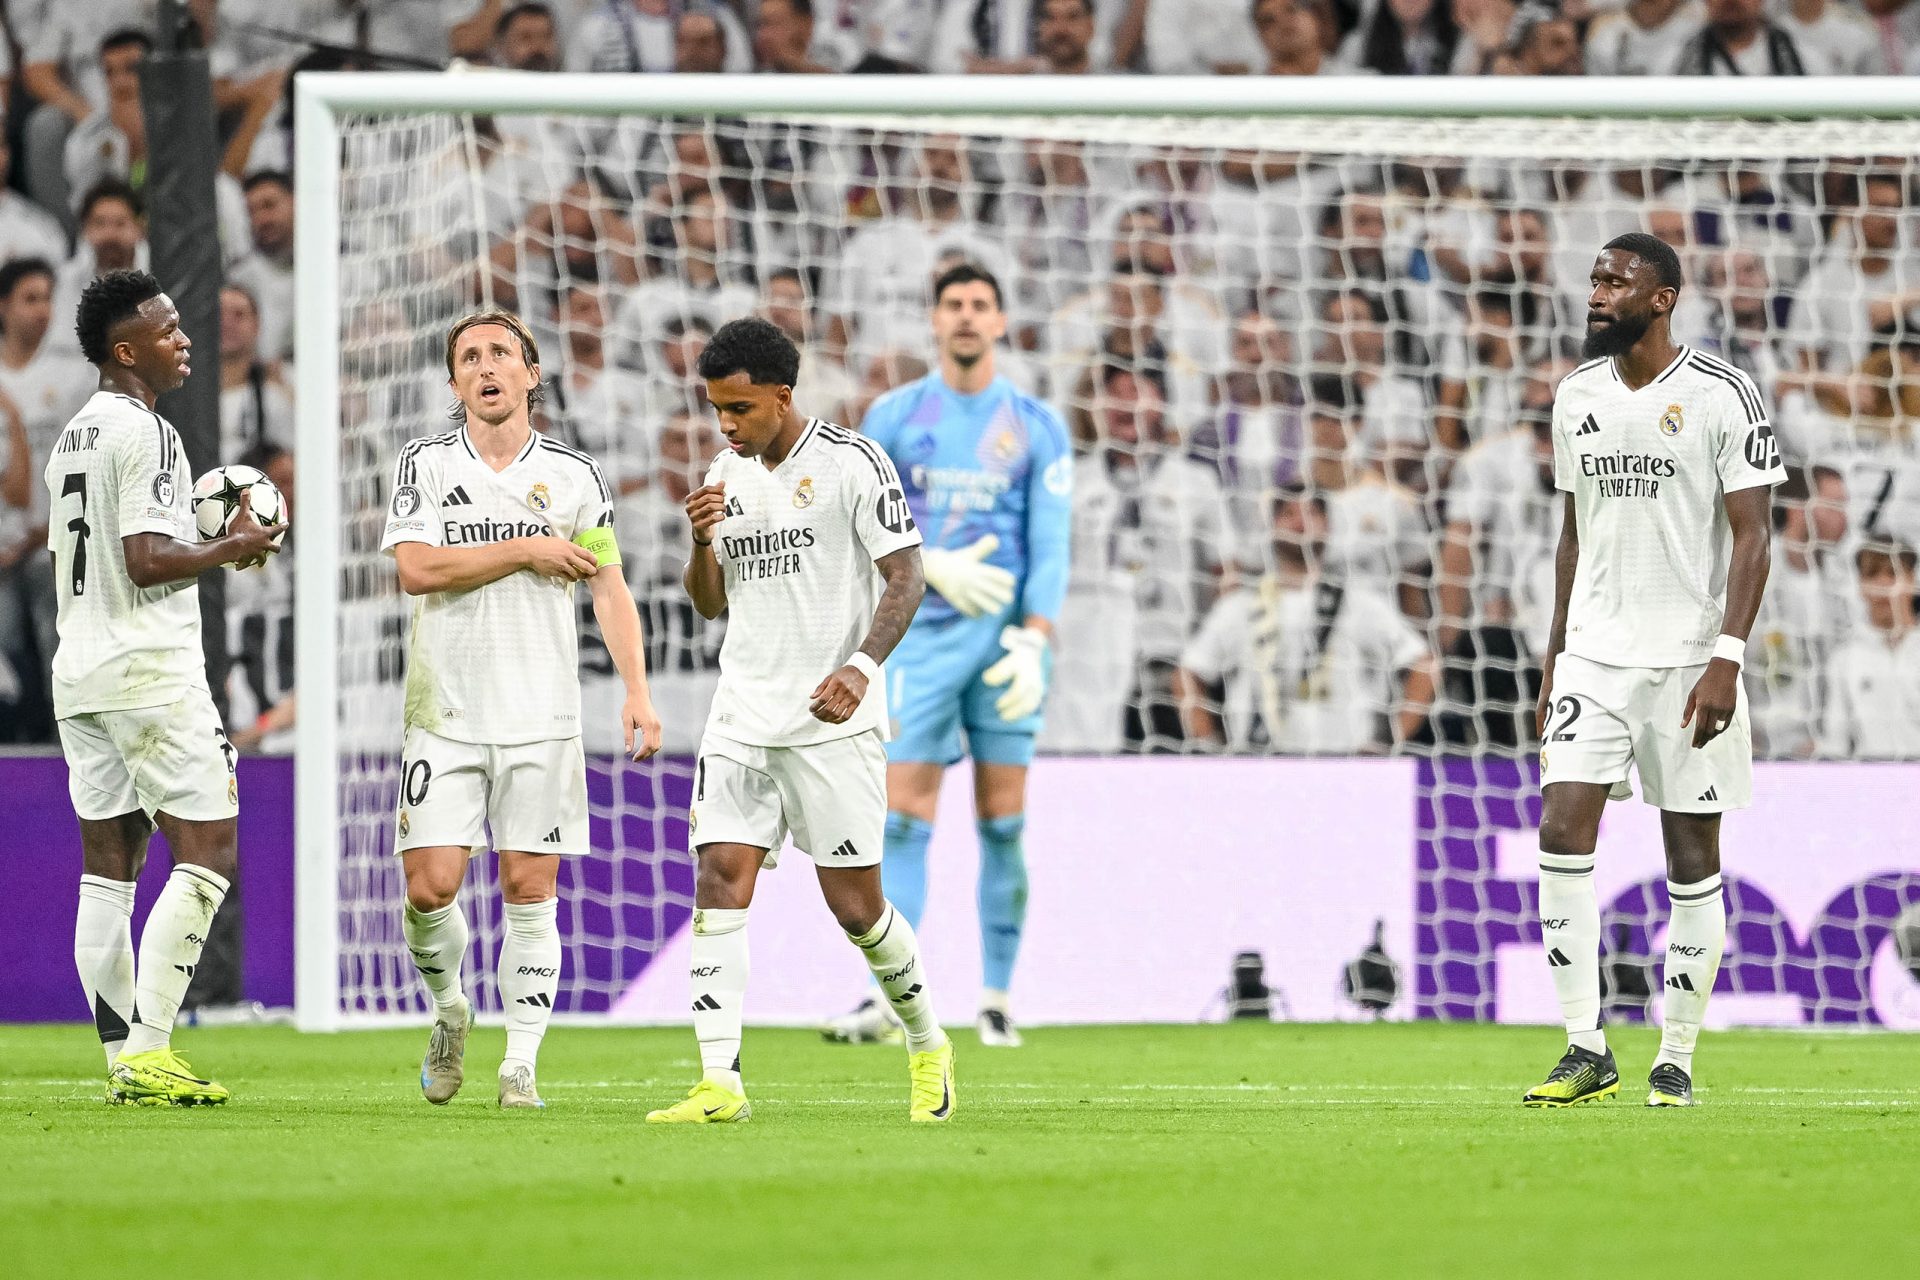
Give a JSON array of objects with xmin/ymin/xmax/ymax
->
[
  {"xmin": 382, "ymin": 311, "xmax": 662, "ymax": 1109},
  {"xmin": 648, "ymin": 318, "xmax": 953, "ymax": 1125},
  {"xmin": 49, "ymin": 270, "xmax": 284, "ymax": 1105},
  {"xmin": 1527, "ymin": 234, "xmax": 1783, "ymax": 1109},
  {"xmin": 823, "ymin": 264, "xmax": 1071, "ymax": 1049}
]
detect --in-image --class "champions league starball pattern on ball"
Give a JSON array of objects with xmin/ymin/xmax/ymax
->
[{"xmin": 192, "ymin": 464, "xmax": 288, "ymax": 548}]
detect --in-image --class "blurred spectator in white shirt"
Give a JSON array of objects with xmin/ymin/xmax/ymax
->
[
  {"xmin": 566, "ymin": 0, "xmax": 751, "ymax": 72},
  {"xmin": 1819, "ymin": 539, "xmax": 1920, "ymax": 759},
  {"xmin": 1175, "ymin": 486, "xmax": 1436, "ymax": 755},
  {"xmin": 762, "ymin": 268, "xmax": 857, "ymax": 426},
  {"xmin": 1748, "ymin": 466, "xmax": 1853, "ymax": 757},
  {"xmin": 930, "ymin": 0, "xmax": 1129, "ymax": 73},
  {"xmin": 1796, "ymin": 172, "xmax": 1920, "ymax": 372},
  {"xmin": 1585, "ymin": 0, "xmax": 1705, "ymax": 74},
  {"xmin": 229, "ymin": 171, "xmax": 295, "ymax": 361},
  {"xmin": 49, "ymin": 180, "xmax": 148, "ymax": 358},
  {"xmin": 0, "ymin": 135, "xmax": 69, "ymax": 269},
  {"xmin": 217, "ymin": 283, "xmax": 294, "ymax": 463},
  {"xmin": 1775, "ymin": 0, "xmax": 1892, "ymax": 72}
]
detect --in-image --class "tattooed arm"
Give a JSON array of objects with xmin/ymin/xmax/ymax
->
[{"xmin": 808, "ymin": 546, "xmax": 925, "ymax": 724}]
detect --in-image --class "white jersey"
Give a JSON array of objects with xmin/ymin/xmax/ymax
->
[
  {"xmin": 380, "ymin": 425, "xmax": 613, "ymax": 746},
  {"xmin": 1552, "ymin": 346, "xmax": 1786, "ymax": 669},
  {"xmin": 43, "ymin": 390, "xmax": 206, "ymax": 717},
  {"xmin": 702, "ymin": 418, "xmax": 922, "ymax": 748}
]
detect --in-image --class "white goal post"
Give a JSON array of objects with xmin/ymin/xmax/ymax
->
[{"xmin": 294, "ymin": 73, "xmax": 1920, "ymax": 1032}]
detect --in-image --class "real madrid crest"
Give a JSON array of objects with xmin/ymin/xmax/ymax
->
[
  {"xmin": 398, "ymin": 811, "xmax": 411, "ymax": 838},
  {"xmin": 994, "ymin": 429, "xmax": 1017, "ymax": 460},
  {"xmin": 1659, "ymin": 403, "xmax": 1684, "ymax": 437},
  {"xmin": 792, "ymin": 477, "xmax": 814, "ymax": 509},
  {"xmin": 527, "ymin": 482, "xmax": 551, "ymax": 512}
]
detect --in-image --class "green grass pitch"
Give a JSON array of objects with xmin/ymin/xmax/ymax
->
[{"xmin": 2, "ymin": 1022, "xmax": 1913, "ymax": 1278}]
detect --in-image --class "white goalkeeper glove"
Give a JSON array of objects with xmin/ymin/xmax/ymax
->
[
  {"xmin": 982, "ymin": 625, "xmax": 1049, "ymax": 721},
  {"xmin": 921, "ymin": 534, "xmax": 1016, "ymax": 618}
]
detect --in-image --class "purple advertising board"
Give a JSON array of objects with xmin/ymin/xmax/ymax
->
[{"xmin": 4, "ymin": 754, "xmax": 1918, "ymax": 1027}]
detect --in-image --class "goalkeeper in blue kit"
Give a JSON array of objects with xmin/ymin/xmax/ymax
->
[{"xmin": 824, "ymin": 263, "xmax": 1072, "ymax": 1047}]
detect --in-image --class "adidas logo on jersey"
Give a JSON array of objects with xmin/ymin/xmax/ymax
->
[
  {"xmin": 826, "ymin": 839, "xmax": 860, "ymax": 859},
  {"xmin": 516, "ymin": 992, "xmax": 553, "ymax": 1008},
  {"xmin": 1545, "ymin": 947, "xmax": 1572, "ymax": 968},
  {"xmin": 1666, "ymin": 973, "xmax": 1696, "ymax": 992},
  {"xmin": 443, "ymin": 485, "xmax": 473, "ymax": 507},
  {"xmin": 692, "ymin": 994, "xmax": 722, "ymax": 1012},
  {"xmin": 1699, "ymin": 787, "xmax": 1718, "ymax": 802},
  {"xmin": 543, "ymin": 827, "xmax": 562, "ymax": 844},
  {"xmin": 1576, "ymin": 414, "xmax": 1601, "ymax": 437}
]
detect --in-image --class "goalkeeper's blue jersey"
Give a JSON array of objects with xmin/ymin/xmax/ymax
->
[{"xmin": 860, "ymin": 372, "xmax": 1073, "ymax": 629}]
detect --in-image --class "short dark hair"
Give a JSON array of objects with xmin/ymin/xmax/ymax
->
[
  {"xmin": 766, "ymin": 0, "xmax": 816, "ymax": 16},
  {"xmin": 0, "ymin": 256, "xmax": 56, "ymax": 301},
  {"xmin": 664, "ymin": 314, "xmax": 715, "ymax": 341},
  {"xmin": 495, "ymin": 1, "xmax": 554, "ymax": 38},
  {"xmin": 932, "ymin": 261, "xmax": 1003, "ymax": 310},
  {"xmin": 243, "ymin": 169, "xmax": 293, "ymax": 197},
  {"xmin": 697, "ymin": 317, "xmax": 800, "ymax": 386},
  {"xmin": 75, "ymin": 269, "xmax": 164, "ymax": 365},
  {"xmin": 78, "ymin": 178, "xmax": 142, "ymax": 224},
  {"xmin": 100, "ymin": 27, "xmax": 153, "ymax": 59},
  {"xmin": 1601, "ymin": 232, "xmax": 1684, "ymax": 291}
]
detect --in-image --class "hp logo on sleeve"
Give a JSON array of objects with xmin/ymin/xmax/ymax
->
[
  {"xmin": 1744, "ymin": 423, "xmax": 1780, "ymax": 471},
  {"xmin": 878, "ymin": 486, "xmax": 915, "ymax": 534}
]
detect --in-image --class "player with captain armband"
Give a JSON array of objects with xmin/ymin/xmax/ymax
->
[
  {"xmin": 381, "ymin": 310, "xmax": 663, "ymax": 1110},
  {"xmin": 825, "ymin": 263, "xmax": 1072, "ymax": 1048}
]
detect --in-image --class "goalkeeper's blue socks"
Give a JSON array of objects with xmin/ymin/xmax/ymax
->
[
  {"xmin": 882, "ymin": 812, "xmax": 933, "ymax": 930},
  {"xmin": 977, "ymin": 815, "xmax": 1029, "ymax": 996}
]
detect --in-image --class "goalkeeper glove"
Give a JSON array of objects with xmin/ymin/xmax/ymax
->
[
  {"xmin": 921, "ymin": 534, "xmax": 1016, "ymax": 618},
  {"xmin": 982, "ymin": 625, "xmax": 1049, "ymax": 721}
]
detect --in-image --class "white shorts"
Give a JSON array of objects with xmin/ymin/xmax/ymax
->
[
  {"xmin": 58, "ymin": 689, "xmax": 238, "ymax": 823},
  {"xmin": 394, "ymin": 727, "xmax": 589, "ymax": 856},
  {"xmin": 691, "ymin": 730, "xmax": 886, "ymax": 870},
  {"xmin": 1540, "ymin": 654, "xmax": 1752, "ymax": 813}
]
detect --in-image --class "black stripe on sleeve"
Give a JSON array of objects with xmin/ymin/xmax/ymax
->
[
  {"xmin": 816, "ymin": 423, "xmax": 894, "ymax": 485},
  {"xmin": 1689, "ymin": 351, "xmax": 1765, "ymax": 421},
  {"xmin": 537, "ymin": 438, "xmax": 612, "ymax": 502},
  {"xmin": 1687, "ymin": 357, "xmax": 1764, "ymax": 425}
]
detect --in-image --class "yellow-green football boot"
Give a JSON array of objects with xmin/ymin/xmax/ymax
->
[
  {"xmin": 109, "ymin": 1048, "xmax": 230, "ymax": 1107},
  {"xmin": 908, "ymin": 1041, "xmax": 955, "ymax": 1123},
  {"xmin": 646, "ymin": 1077, "xmax": 751, "ymax": 1124},
  {"xmin": 1521, "ymin": 1045, "xmax": 1619, "ymax": 1108}
]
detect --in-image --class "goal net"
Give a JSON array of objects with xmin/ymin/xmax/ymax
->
[{"xmin": 296, "ymin": 76, "xmax": 1920, "ymax": 1029}]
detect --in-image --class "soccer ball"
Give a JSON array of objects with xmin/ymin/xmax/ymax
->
[{"xmin": 192, "ymin": 465, "xmax": 288, "ymax": 548}]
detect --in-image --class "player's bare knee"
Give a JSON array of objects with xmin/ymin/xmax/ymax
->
[
  {"xmin": 1537, "ymin": 812, "xmax": 1598, "ymax": 859},
  {"xmin": 693, "ymin": 846, "xmax": 756, "ymax": 910},
  {"xmin": 499, "ymin": 853, "xmax": 559, "ymax": 904}
]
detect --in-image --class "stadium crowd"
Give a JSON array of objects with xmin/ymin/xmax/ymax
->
[{"xmin": 2, "ymin": 0, "xmax": 1920, "ymax": 760}]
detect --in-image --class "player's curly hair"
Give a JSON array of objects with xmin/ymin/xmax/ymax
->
[
  {"xmin": 75, "ymin": 269, "xmax": 164, "ymax": 366},
  {"xmin": 697, "ymin": 317, "xmax": 800, "ymax": 388},
  {"xmin": 1602, "ymin": 232, "xmax": 1684, "ymax": 291}
]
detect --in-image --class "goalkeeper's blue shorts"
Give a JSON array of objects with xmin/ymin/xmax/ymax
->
[{"xmin": 884, "ymin": 613, "xmax": 1048, "ymax": 768}]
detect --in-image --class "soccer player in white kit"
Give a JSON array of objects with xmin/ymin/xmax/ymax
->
[
  {"xmin": 50, "ymin": 270, "xmax": 284, "ymax": 1105},
  {"xmin": 382, "ymin": 311, "xmax": 663, "ymax": 1109},
  {"xmin": 646, "ymin": 318, "xmax": 955, "ymax": 1125},
  {"xmin": 1526, "ymin": 234, "xmax": 1784, "ymax": 1109}
]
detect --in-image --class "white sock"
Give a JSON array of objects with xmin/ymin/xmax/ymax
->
[
  {"xmin": 1538, "ymin": 852, "xmax": 1606, "ymax": 1055},
  {"xmin": 1656, "ymin": 874, "xmax": 1725, "ymax": 1075},
  {"xmin": 403, "ymin": 901, "xmax": 471, "ymax": 1018},
  {"xmin": 75, "ymin": 875, "xmax": 137, "ymax": 1066},
  {"xmin": 690, "ymin": 907, "xmax": 748, "ymax": 1093},
  {"xmin": 850, "ymin": 902, "xmax": 947, "ymax": 1055},
  {"xmin": 123, "ymin": 865, "xmax": 229, "ymax": 1056},
  {"xmin": 499, "ymin": 897, "xmax": 560, "ymax": 1074}
]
